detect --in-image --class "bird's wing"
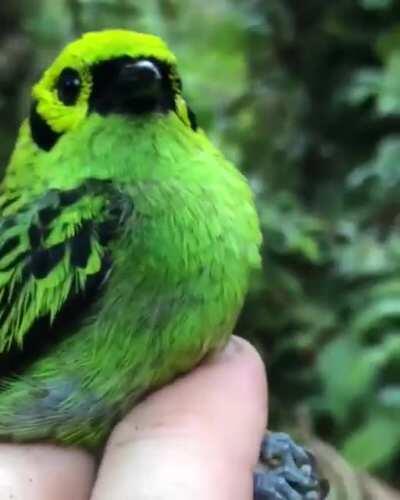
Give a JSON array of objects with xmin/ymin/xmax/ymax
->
[{"xmin": 0, "ymin": 179, "xmax": 132, "ymax": 358}]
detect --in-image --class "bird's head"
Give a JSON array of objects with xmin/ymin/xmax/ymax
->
[{"xmin": 29, "ymin": 30, "xmax": 198, "ymax": 152}]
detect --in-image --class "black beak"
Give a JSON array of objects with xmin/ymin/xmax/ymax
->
[
  {"xmin": 117, "ymin": 60, "xmax": 163, "ymax": 99},
  {"xmin": 89, "ymin": 57, "xmax": 175, "ymax": 116}
]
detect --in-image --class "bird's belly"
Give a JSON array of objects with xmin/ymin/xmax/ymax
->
[{"xmin": 0, "ymin": 271, "xmax": 240, "ymax": 448}]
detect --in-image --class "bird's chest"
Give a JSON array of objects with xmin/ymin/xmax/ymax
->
[
  {"xmin": 109, "ymin": 182, "xmax": 251, "ymax": 331},
  {"xmin": 125, "ymin": 184, "xmax": 243, "ymax": 287}
]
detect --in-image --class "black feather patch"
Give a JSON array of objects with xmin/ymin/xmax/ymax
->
[
  {"xmin": 29, "ymin": 101, "xmax": 62, "ymax": 152},
  {"xmin": 28, "ymin": 224, "xmax": 43, "ymax": 249},
  {"xmin": 38, "ymin": 206, "xmax": 61, "ymax": 226},
  {"xmin": 0, "ymin": 236, "xmax": 20, "ymax": 260},
  {"xmin": 98, "ymin": 221, "xmax": 116, "ymax": 245},
  {"xmin": 59, "ymin": 188, "xmax": 84, "ymax": 207},
  {"xmin": 187, "ymin": 106, "xmax": 198, "ymax": 131},
  {"xmin": 30, "ymin": 244, "xmax": 65, "ymax": 279},
  {"xmin": 70, "ymin": 223, "xmax": 92, "ymax": 269}
]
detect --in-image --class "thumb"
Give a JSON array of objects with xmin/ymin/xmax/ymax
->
[{"xmin": 91, "ymin": 336, "xmax": 268, "ymax": 500}]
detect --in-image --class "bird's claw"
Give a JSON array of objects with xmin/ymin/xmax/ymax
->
[{"xmin": 253, "ymin": 432, "xmax": 329, "ymax": 500}]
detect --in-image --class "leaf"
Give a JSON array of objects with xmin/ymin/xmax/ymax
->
[
  {"xmin": 342, "ymin": 414, "xmax": 400, "ymax": 469},
  {"xmin": 315, "ymin": 337, "xmax": 385, "ymax": 423}
]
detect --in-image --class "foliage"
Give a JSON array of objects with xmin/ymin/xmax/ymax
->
[{"xmin": 1, "ymin": 0, "xmax": 400, "ymax": 489}]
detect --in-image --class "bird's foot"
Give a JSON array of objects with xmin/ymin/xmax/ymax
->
[{"xmin": 253, "ymin": 432, "xmax": 329, "ymax": 500}]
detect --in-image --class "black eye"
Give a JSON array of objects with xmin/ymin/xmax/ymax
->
[{"xmin": 57, "ymin": 68, "xmax": 82, "ymax": 106}]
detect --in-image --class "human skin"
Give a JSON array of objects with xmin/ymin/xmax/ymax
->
[{"xmin": 0, "ymin": 336, "xmax": 267, "ymax": 500}]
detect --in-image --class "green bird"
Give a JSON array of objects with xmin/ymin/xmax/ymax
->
[{"xmin": 0, "ymin": 30, "xmax": 326, "ymax": 499}]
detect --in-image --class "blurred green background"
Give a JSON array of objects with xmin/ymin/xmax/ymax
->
[{"xmin": 1, "ymin": 0, "xmax": 400, "ymax": 494}]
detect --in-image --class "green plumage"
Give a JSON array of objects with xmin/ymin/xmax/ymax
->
[{"xmin": 0, "ymin": 31, "xmax": 261, "ymax": 448}]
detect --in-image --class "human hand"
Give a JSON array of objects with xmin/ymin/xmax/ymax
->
[{"xmin": 0, "ymin": 336, "xmax": 267, "ymax": 500}]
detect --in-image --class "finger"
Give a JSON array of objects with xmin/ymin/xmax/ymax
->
[
  {"xmin": 0, "ymin": 444, "xmax": 94, "ymax": 500},
  {"xmin": 91, "ymin": 336, "xmax": 267, "ymax": 500}
]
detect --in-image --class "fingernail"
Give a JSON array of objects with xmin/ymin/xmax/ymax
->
[{"xmin": 212, "ymin": 336, "xmax": 244, "ymax": 363}]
